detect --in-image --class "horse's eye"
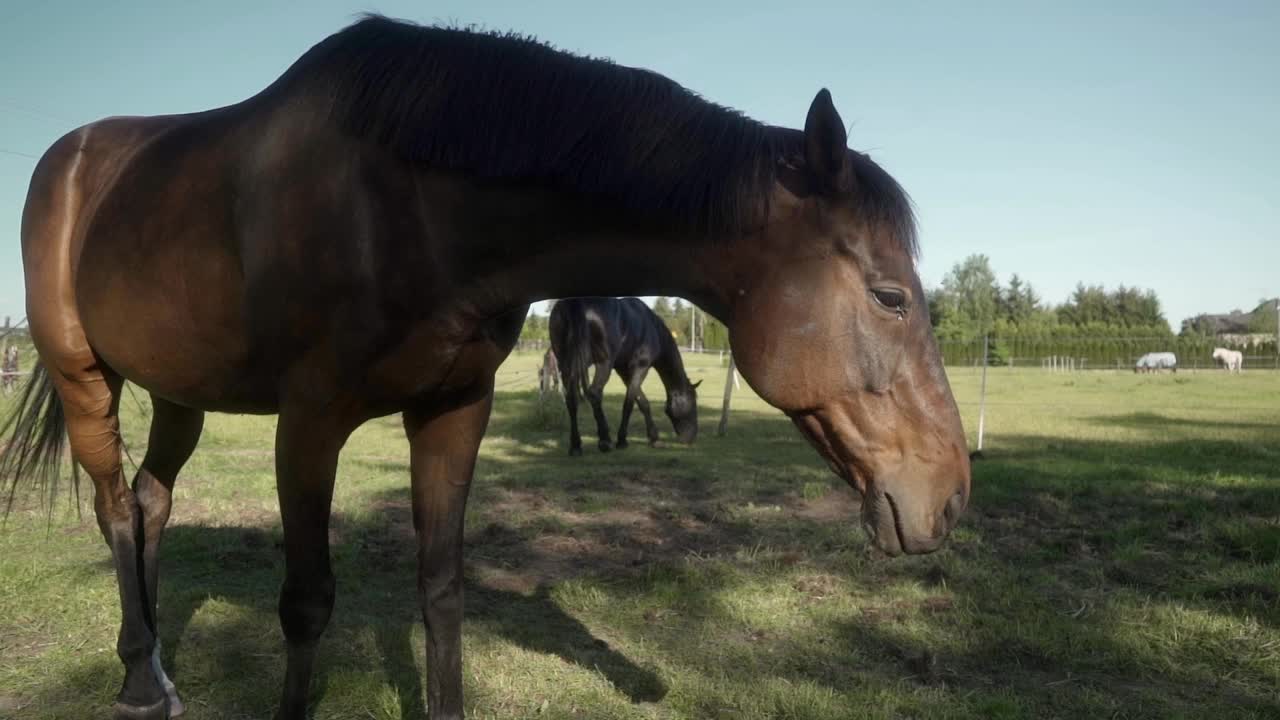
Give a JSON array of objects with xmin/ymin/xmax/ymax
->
[{"xmin": 871, "ymin": 287, "xmax": 908, "ymax": 313}]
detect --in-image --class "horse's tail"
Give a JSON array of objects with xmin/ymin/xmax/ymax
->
[
  {"xmin": 0, "ymin": 363, "xmax": 75, "ymax": 515},
  {"xmin": 553, "ymin": 300, "xmax": 594, "ymax": 400}
]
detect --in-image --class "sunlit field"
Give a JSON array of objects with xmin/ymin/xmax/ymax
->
[{"xmin": 2, "ymin": 352, "xmax": 1277, "ymax": 719}]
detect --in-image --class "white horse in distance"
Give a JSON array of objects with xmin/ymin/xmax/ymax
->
[
  {"xmin": 1134, "ymin": 352, "xmax": 1177, "ymax": 373},
  {"xmin": 1212, "ymin": 347, "xmax": 1243, "ymax": 372}
]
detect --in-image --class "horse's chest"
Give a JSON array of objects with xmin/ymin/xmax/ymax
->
[{"xmin": 367, "ymin": 321, "xmax": 516, "ymax": 404}]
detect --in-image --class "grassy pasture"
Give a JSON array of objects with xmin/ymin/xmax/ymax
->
[{"xmin": 1, "ymin": 352, "xmax": 1278, "ymax": 719}]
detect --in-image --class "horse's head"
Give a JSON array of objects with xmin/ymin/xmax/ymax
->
[
  {"xmin": 726, "ymin": 89, "xmax": 970, "ymax": 556},
  {"xmin": 665, "ymin": 379, "xmax": 701, "ymax": 444}
]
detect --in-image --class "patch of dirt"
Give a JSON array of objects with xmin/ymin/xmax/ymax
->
[
  {"xmin": 792, "ymin": 489, "xmax": 861, "ymax": 523},
  {"xmin": 463, "ymin": 485, "xmax": 782, "ymax": 593},
  {"xmin": 474, "ymin": 521, "xmax": 526, "ymax": 548},
  {"xmin": 58, "ymin": 521, "xmax": 93, "ymax": 536},
  {"xmin": 920, "ymin": 596, "xmax": 954, "ymax": 613},
  {"xmin": 170, "ymin": 494, "xmax": 277, "ymax": 528},
  {"xmin": 642, "ymin": 607, "xmax": 677, "ymax": 624},
  {"xmin": 793, "ymin": 574, "xmax": 841, "ymax": 599},
  {"xmin": 168, "ymin": 498, "xmax": 214, "ymax": 524},
  {"xmin": 778, "ymin": 550, "xmax": 806, "ymax": 566},
  {"xmin": 859, "ymin": 605, "xmax": 907, "ymax": 623},
  {"xmin": 859, "ymin": 596, "xmax": 954, "ymax": 623},
  {"xmin": 0, "ymin": 622, "xmax": 62, "ymax": 662},
  {"xmin": 213, "ymin": 475, "xmax": 876, "ymax": 597},
  {"xmin": 488, "ymin": 489, "xmax": 555, "ymax": 518},
  {"xmin": 367, "ymin": 498, "xmax": 414, "ymax": 526},
  {"xmin": 467, "ymin": 524, "xmax": 647, "ymax": 595},
  {"xmin": 323, "ymin": 503, "xmax": 417, "ymax": 571}
]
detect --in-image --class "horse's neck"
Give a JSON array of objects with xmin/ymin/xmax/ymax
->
[
  {"xmin": 543, "ymin": 234, "xmax": 733, "ymax": 317},
  {"xmin": 651, "ymin": 331, "xmax": 689, "ymax": 393},
  {"xmin": 412, "ymin": 170, "xmax": 774, "ymax": 328},
  {"xmin": 466, "ymin": 209, "xmax": 739, "ymax": 320}
]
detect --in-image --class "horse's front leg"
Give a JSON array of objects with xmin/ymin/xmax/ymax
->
[
  {"xmin": 274, "ymin": 406, "xmax": 354, "ymax": 720},
  {"xmin": 403, "ymin": 382, "xmax": 492, "ymax": 720}
]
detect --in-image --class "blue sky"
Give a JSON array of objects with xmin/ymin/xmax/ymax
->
[{"xmin": 2, "ymin": 1, "xmax": 1276, "ymax": 329}]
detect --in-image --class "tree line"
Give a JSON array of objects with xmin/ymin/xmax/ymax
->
[{"xmin": 929, "ymin": 254, "xmax": 1276, "ymax": 365}]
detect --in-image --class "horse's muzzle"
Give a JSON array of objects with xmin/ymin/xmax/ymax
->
[{"xmin": 863, "ymin": 487, "xmax": 966, "ymax": 556}]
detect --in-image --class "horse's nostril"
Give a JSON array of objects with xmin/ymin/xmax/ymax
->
[{"xmin": 943, "ymin": 491, "xmax": 965, "ymax": 528}]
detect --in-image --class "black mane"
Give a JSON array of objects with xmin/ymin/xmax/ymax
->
[{"xmin": 275, "ymin": 15, "xmax": 916, "ymax": 251}]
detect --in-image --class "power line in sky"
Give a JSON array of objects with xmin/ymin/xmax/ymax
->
[
  {"xmin": 0, "ymin": 100, "xmax": 73, "ymax": 125},
  {"xmin": 0, "ymin": 100, "xmax": 72, "ymax": 164}
]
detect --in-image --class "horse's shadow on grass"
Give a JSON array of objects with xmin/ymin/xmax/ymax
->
[{"xmin": 154, "ymin": 516, "xmax": 668, "ymax": 719}]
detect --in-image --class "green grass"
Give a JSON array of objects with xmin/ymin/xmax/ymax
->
[{"xmin": 1, "ymin": 353, "xmax": 1278, "ymax": 719}]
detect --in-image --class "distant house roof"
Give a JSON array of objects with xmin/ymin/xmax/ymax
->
[
  {"xmin": 1185, "ymin": 311, "xmax": 1252, "ymax": 334},
  {"xmin": 1181, "ymin": 298, "xmax": 1276, "ymax": 336}
]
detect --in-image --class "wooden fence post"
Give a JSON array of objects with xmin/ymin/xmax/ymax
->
[{"xmin": 717, "ymin": 355, "xmax": 736, "ymax": 437}]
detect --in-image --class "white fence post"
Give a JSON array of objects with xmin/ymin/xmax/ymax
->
[{"xmin": 977, "ymin": 335, "xmax": 989, "ymax": 452}]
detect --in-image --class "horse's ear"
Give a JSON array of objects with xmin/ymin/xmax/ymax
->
[
  {"xmin": 691, "ymin": 379, "xmax": 703, "ymax": 390},
  {"xmin": 804, "ymin": 88, "xmax": 851, "ymax": 194}
]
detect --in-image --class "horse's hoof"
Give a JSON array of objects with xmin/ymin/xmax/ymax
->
[
  {"xmin": 598, "ymin": 441, "xmax": 612, "ymax": 453},
  {"xmin": 113, "ymin": 698, "xmax": 168, "ymax": 720},
  {"xmin": 569, "ymin": 446, "xmax": 583, "ymax": 457},
  {"xmin": 615, "ymin": 439, "xmax": 629, "ymax": 450}
]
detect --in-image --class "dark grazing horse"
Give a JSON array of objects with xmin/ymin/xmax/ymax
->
[
  {"xmin": 550, "ymin": 297, "xmax": 701, "ymax": 455},
  {"xmin": 1, "ymin": 15, "xmax": 970, "ymax": 720}
]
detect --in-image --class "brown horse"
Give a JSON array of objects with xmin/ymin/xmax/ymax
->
[
  {"xmin": 550, "ymin": 297, "xmax": 700, "ymax": 454},
  {"xmin": 537, "ymin": 347, "xmax": 560, "ymax": 397},
  {"xmin": 1, "ymin": 15, "xmax": 970, "ymax": 720}
]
